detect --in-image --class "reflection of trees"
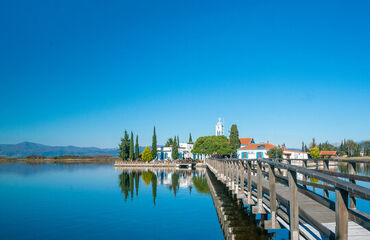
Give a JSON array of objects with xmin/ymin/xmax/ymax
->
[
  {"xmin": 152, "ymin": 173, "xmax": 157, "ymax": 205},
  {"xmin": 119, "ymin": 171, "xmax": 140, "ymax": 201},
  {"xmin": 170, "ymin": 173, "xmax": 179, "ymax": 197},
  {"xmin": 142, "ymin": 171, "xmax": 153, "ymax": 185},
  {"xmin": 192, "ymin": 175, "xmax": 210, "ymax": 194}
]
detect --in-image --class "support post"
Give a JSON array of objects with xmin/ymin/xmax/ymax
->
[
  {"xmin": 265, "ymin": 164, "xmax": 280, "ymax": 229},
  {"xmin": 335, "ymin": 188, "xmax": 348, "ymax": 240},
  {"xmin": 244, "ymin": 160, "xmax": 254, "ymax": 205},
  {"xmin": 288, "ymin": 170, "xmax": 299, "ymax": 240},
  {"xmin": 252, "ymin": 160, "xmax": 265, "ymax": 213},
  {"xmin": 348, "ymin": 162, "xmax": 356, "ymax": 209}
]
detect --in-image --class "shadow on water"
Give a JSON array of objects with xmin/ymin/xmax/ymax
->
[
  {"xmin": 118, "ymin": 168, "xmax": 210, "ymax": 204},
  {"xmin": 206, "ymin": 168, "xmax": 274, "ymax": 240}
]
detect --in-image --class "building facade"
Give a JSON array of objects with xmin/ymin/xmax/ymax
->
[
  {"xmin": 215, "ymin": 118, "xmax": 224, "ymax": 136},
  {"xmin": 156, "ymin": 143, "xmax": 194, "ymax": 161},
  {"xmin": 237, "ymin": 141, "xmax": 278, "ymax": 159}
]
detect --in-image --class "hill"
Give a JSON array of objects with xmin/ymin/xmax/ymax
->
[{"xmin": 0, "ymin": 142, "xmax": 126, "ymax": 158}]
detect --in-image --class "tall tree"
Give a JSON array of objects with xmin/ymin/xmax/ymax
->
[
  {"xmin": 229, "ymin": 124, "xmax": 240, "ymax": 151},
  {"xmin": 135, "ymin": 135, "xmax": 139, "ymax": 160},
  {"xmin": 189, "ymin": 133, "xmax": 193, "ymax": 143},
  {"xmin": 172, "ymin": 136, "xmax": 179, "ymax": 160},
  {"xmin": 119, "ymin": 130, "xmax": 130, "ymax": 160},
  {"xmin": 165, "ymin": 137, "xmax": 174, "ymax": 147},
  {"xmin": 152, "ymin": 127, "xmax": 157, "ymax": 160},
  {"xmin": 129, "ymin": 131, "xmax": 134, "ymax": 160},
  {"xmin": 302, "ymin": 141, "xmax": 305, "ymax": 152}
]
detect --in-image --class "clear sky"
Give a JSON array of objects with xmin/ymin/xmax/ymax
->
[{"xmin": 1, "ymin": 0, "xmax": 369, "ymax": 148}]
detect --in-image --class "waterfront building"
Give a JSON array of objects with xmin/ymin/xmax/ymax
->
[
  {"xmin": 237, "ymin": 141, "xmax": 278, "ymax": 159},
  {"xmin": 156, "ymin": 142, "xmax": 194, "ymax": 161},
  {"xmin": 215, "ymin": 118, "xmax": 224, "ymax": 136},
  {"xmin": 239, "ymin": 138, "xmax": 255, "ymax": 147},
  {"xmin": 237, "ymin": 142, "xmax": 309, "ymax": 160},
  {"xmin": 282, "ymin": 146, "xmax": 309, "ymax": 159},
  {"xmin": 320, "ymin": 151, "xmax": 337, "ymax": 158}
]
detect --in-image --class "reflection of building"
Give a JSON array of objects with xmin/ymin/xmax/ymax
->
[
  {"xmin": 156, "ymin": 143, "xmax": 194, "ymax": 161},
  {"xmin": 216, "ymin": 118, "xmax": 224, "ymax": 136}
]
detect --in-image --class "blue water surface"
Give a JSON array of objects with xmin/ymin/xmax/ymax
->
[{"xmin": 0, "ymin": 163, "xmax": 223, "ymax": 240}]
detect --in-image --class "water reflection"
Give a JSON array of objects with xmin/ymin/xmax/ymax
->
[{"xmin": 117, "ymin": 168, "xmax": 209, "ymax": 205}]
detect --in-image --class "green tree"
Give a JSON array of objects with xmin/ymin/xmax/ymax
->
[
  {"xmin": 267, "ymin": 147, "xmax": 283, "ymax": 158},
  {"xmin": 302, "ymin": 141, "xmax": 305, "ymax": 152},
  {"xmin": 192, "ymin": 136, "xmax": 234, "ymax": 157},
  {"xmin": 152, "ymin": 127, "xmax": 157, "ymax": 160},
  {"xmin": 129, "ymin": 131, "xmax": 134, "ymax": 160},
  {"xmin": 142, "ymin": 147, "xmax": 153, "ymax": 162},
  {"xmin": 172, "ymin": 136, "xmax": 179, "ymax": 160},
  {"xmin": 310, "ymin": 147, "xmax": 320, "ymax": 159},
  {"xmin": 135, "ymin": 135, "xmax": 139, "ymax": 160},
  {"xmin": 165, "ymin": 138, "xmax": 174, "ymax": 147},
  {"xmin": 189, "ymin": 133, "xmax": 193, "ymax": 143},
  {"xmin": 119, "ymin": 130, "xmax": 130, "ymax": 160},
  {"xmin": 229, "ymin": 124, "xmax": 240, "ymax": 152},
  {"xmin": 310, "ymin": 138, "xmax": 317, "ymax": 149}
]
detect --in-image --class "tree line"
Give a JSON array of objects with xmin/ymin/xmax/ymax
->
[{"xmin": 119, "ymin": 127, "xmax": 194, "ymax": 162}]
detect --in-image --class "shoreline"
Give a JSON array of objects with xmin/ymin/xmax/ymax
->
[{"xmin": 0, "ymin": 157, "xmax": 118, "ymax": 164}]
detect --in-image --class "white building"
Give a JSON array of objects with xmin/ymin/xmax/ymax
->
[
  {"xmin": 215, "ymin": 118, "xmax": 224, "ymax": 136},
  {"xmin": 282, "ymin": 146, "xmax": 308, "ymax": 159},
  {"xmin": 237, "ymin": 141, "xmax": 278, "ymax": 159},
  {"xmin": 156, "ymin": 143, "xmax": 194, "ymax": 161},
  {"xmin": 237, "ymin": 142, "xmax": 308, "ymax": 160}
]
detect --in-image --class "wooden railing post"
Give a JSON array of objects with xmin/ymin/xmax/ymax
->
[
  {"xmin": 302, "ymin": 160, "xmax": 307, "ymax": 188},
  {"xmin": 253, "ymin": 160, "xmax": 265, "ymax": 214},
  {"xmin": 348, "ymin": 162, "xmax": 356, "ymax": 209},
  {"xmin": 288, "ymin": 170, "xmax": 299, "ymax": 240},
  {"xmin": 239, "ymin": 160, "xmax": 244, "ymax": 198},
  {"xmin": 244, "ymin": 160, "xmax": 254, "ymax": 205},
  {"xmin": 265, "ymin": 163, "xmax": 280, "ymax": 229},
  {"xmin": 335, "ymin": 188, "xmax": 348, "ymax": 239},
  {"xmin": 323, "ymin": 159, "xmax": 329, "ymax": 198}
]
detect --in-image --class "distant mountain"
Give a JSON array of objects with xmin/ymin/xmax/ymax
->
[{"xmin": 0, "ymin": 142, "xmax": 146, "ymax": 158}]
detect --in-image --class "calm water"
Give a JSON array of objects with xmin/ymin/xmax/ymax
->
[{"xmin": 0, "ymin": 163, "xmax": 224, "ymax": 240}]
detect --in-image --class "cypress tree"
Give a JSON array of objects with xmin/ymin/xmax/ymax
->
[
  {"xmin": 172, "ymin": 136, "xmax": 178, "ymax": 160},
  {"xmin": 229, "ymin": 124, "xmax": 240, "ymax": 150},
  {"xmin": 129, "ymin": 131, "xmax": 134, "ymax": 160},
  {"xmin": 189, "ymin": 133, "xmax": 193, "ymax": 143},
  {"xmin": 152, "ymin": 127, "xmax": 157, "ymax": 160},
  {"xmin": 302, "ymin": 141, "xmax": 305, "ymax": 152},
  {"xmin": 135, "ymin": 135, "xmax": 139, "ymax": 160},
  {"xmin": 119, "ymin": 130, "xmax": 130, "ymax": 160}
]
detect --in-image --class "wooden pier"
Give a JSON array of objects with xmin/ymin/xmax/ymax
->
[{"xmin": 206, "ymin": 158, "xmax": 370, "ymax": 240}]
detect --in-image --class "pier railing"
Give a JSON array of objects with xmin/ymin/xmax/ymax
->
[{"xmin": 206, "ymin": 158, "xmax": 370, "ymax": 240}]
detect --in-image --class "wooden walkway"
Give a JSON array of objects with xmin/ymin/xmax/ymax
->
[{"xmin": 206, "ymin": 158, "xmax": 370, "ymax": 240}]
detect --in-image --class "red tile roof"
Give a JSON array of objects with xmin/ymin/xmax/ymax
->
[
  {"xmin": 238, "ymin": 142, "xmax": 278, "ymax": 150},
  {"xmin": 320, "ymin": 151, "xmax": 337, "ymax": 156},
  {"xmin": 240, "ymin": 138, "xmax": 254, "ymax": 145}
]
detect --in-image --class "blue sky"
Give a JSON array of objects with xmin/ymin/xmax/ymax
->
[{"xmin": 1, "ymin": 0, "xmax": 369, "ymax": 148}]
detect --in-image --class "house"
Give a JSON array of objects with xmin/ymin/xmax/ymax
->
[
  {"xmin": 320, "ymin": 151, "xmax": 337, "ymax": 158},
  {"xmin": 239, "ymin": 138, "xmax": 255, "ymax": 147},
  {"xmin": 282, "ymin": 146, "xmax": 308, "ymax": 159},
  {"xmin": 228, "ymin": 138, "xmax": 255, "ymax": 147},
  {"xmin": 156, "ymin": 142, "xmax": 194, "ymax": 161},
  {"xmin": 237, "ymin": 141, "xmax": 278, "ymax": 159}
]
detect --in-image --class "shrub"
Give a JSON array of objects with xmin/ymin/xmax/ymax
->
[{"xmin": 142, "ymin": 147, "xmax": 153, "ymax": 162}]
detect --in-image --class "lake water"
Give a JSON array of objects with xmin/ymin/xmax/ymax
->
[
  {"xmin": 0, "ymin": 162, "xmax": 368, "ymax": 240},
  {"xmin": 0, "ymin": 163, "xmax": 229, "ymax": 240}
]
